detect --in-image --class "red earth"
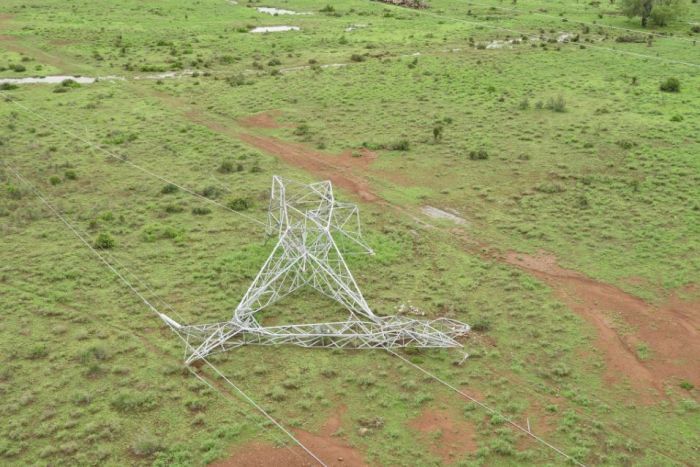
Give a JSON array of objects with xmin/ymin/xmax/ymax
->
[{"xmin": 214, "ymin": 406, "xmax": 367, "ymax": 467}]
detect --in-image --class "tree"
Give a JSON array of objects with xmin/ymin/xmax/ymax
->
[{"xmin": 620, "ymin": 0, "xmax": 688, "ymax": 27}]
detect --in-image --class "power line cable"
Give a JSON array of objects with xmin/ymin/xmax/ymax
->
[
  {"xmin": 4, "ymin": 164, "xmax": 326, "ymax": 467},
  {"xmin": 386, "ymin": 348, "xmax": 587, "ymax": 466},
  {"xmin": 0, "ymin": 92, "xmax": 267, "ymax": 227}
]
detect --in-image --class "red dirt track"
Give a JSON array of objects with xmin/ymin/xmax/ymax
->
[
  {"xmin": 238, "ymin": 132, "xmax": 379, "ymax": 202},
  {"xmin": 505, "ymin": 252, "xmax": 700, "ymax": 402}
]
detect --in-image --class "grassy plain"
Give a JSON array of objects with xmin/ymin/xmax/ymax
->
[{"xmin": 1, "ymin": 0, "xmax": 699, "ymax": 465}]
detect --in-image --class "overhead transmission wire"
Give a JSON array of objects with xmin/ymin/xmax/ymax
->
[
  {"xmin": 0, "ymin": 92, "xmax": 650, "ymax": 465},
  {"xmin": 1, "ymin": 100, "xmax": 583, "ymax": 465},
  {"xmin": 464, "ymin": 0, "xmax": 699, "ymax": 44},
  {"xmin": 0, "ymin": 8, "xmax": 692, "ymax": 459},
  {"xmin": 320, "ymin": 158, "xmax": 689, "ymax": 465},
  {"xmin": 385, "ymin": 349, "xmax": 586, "ymax": 466},
  {"xmin": 0, "ymin": 92, "xmax": 266, "ymax": 228},
  {"xmin": 4, "ymin": 165, "xmax": 327, "ymax": 467}
]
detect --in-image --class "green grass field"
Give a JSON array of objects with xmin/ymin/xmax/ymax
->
[{"xmin": 1, "ymin": 0, "xmax": 699, "ymax": 465}]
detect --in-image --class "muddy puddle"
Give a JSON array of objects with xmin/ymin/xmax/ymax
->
[
  {"xmin": 250, "ymin": 25, "xmax": 300, "ymax": 33},
  {"xmin": 256, "ymin": 7, "xmax": 308, "ymax": 15},
  {"xmin": 0, "ymin": 75, "xmax": 122, "ymax": 85}
]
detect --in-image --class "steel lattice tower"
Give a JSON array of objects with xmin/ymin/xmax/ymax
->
[{"xmin": 161, "ymin": 176, "xmax": 469, "ymax": 364}]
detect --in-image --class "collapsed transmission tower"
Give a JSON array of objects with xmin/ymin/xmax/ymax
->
[{"xmin": 160, "ymin": 176, "xmax": 470, "ymax": 364}]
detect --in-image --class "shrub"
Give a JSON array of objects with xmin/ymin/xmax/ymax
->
[
  {"xmin": 6, "ymin": 184, "xmax": 23, "ymax": 199},
  {"xmin": 680, "ymin": 381, "xmax": 694, "ymax": 390},
  {"xmin": 131, "ymin": 432, "xmax": 164, "ymax": 457},
  {"xmin": 294, "ymin": 123, "xmax": 310, "ymax": 136},
  {"xmin": 164, "ymin": 204, "xmax": 184, "ymax": 214},
  {"xmin": 577, "ymin": 195, "xmax": 590, "ymax": 209},
  {"xmin": 432, "ymin": 124, "xmax": 443, "ymax": 142},
  {"xmin": 267, "ymin": 58, "xmax": 281, "ymax": 66},
  {"xmin": 28, "ymin": 344, "xmax": 48, "ymax": 359},
  {"xmin": 161, "ymin": 183, "xmax": 178, "ymax": 194},
  {"xmin": 94, "ymin": 233, "xmax": 115, "ymax": 249},
  {"xmin": 350, "ymin": 54, "xmax": 366, "ymax": 62},
  {"xmin": 191, "ymin": 206, "xmax": 211, "ymax": 215},
  {"xmin": 269, "ymin": 386, "xmax": 286, "ymax": 401},
  {"xmin": 11, "ymin": 64, "xmax": 26, "ymax": 72},
  {"xmin": 111, "ymin": 391, "xmax": 157, "ymax": 412},
  {"xmin": 226, "ymin": 74, "xmax": 249, "ymax": 86},
  {"xmin": 0, "ymin": 83, "xmax": 18, "ymax": 91},
  {"xmin": 616, "ymin": 139, "xmax": 636, "ymax": 149},
  {"xmin": 546, "ymin": 95, "xmax": 566, "ymax": 112},
  {"xmin": 535, "ymin": 182, "xmax": 565, "ymax": 194},
  {"xmin": 227, "ymin": 198, "xmax": 251, "ymax": 211},
  {"xmin": 469, "ymin": 149, "xmax": 489, "ymax": 160},
  {"xmin": 390, "ymin": 139, "xmax": 410, "ymax": 151},
  {"xmin": 670, "ymin": 114, "xmax": 683, "ymax": 122},
  {"xmin": 49, "ymin": 175, "xmax": 61, "ymax": 186},
  {"xmin": 200, "ymin": 186, "xmax": 220, "ymax": 199},
  {"xmin": 61, "ymin": 79, "xmax": 81, "ymax": 88},
  {"xmin": 518, "ymin": 98, "xmax": 530, "ymax": 110},
  {"xmin": 615, "ymin": 34, "xmax": 647, "ymax": 43},
  {"xmin": 64, "ymin": 169, "xmax": 77, "ymax": 180},
  {"xmin": 217, "ymin": 160, "xmax": 236, "ymax": 174},
  {"xmin": 471, "ymin": 318, "xmax": 491, "ymax": 332},
  {"xmin": 551, "ymin": 363, "xmax": 572, "ymax": 377},
  {"xmin": 692, "ymin": 25, "xmax": 700, "ymax": 34},
  {"xmin": 660, "ymin": 77, "xmax": 680, "ymax": 93}
]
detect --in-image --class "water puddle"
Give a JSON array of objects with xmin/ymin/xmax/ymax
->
[
  {"xmin": 133, "ymin": 70, "xmax": 195, "ymax": 80},
  {"xmin": 0, "ymin": 75, "xmax": 122, "ymax": 85},
  {"xmin": 279, "ymin": 63, "xmax": 347, "ymax": 73},
  {"xmin": 345, "ymin": 23, "xmax": 368, "ymax": 32},
  {"xmin": 250, "ymin": 25, "xmax": 300, "ymax": 33},
  {"xmin": 256, "ymin": 7, "xmax": 307, "ymax": 15},
  {"xmin": 421, "ymin": 206, "xmax": 467, "ymax": 225}
]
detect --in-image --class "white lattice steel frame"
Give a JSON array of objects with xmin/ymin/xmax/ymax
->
[{"xmin": 160, "ymin": 176, "xmax": 469, "ymax": 364}]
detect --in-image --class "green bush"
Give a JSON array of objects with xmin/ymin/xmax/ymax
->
[
  {"xmin": 350, "ymin": 54, "xmax": 366, "ymax": 62},
  {"xmin": 390, "ymin": 139, "xmax": 410, "ymax": 151},
  {"xmin": 131, "ymin": 432, "xmax": 164, "ymax": 456},
  {"xmin": 61, "ymin": 79, "xmax": 81, "ymax": 88},
  {"xmin": 660, "ymin": 77, "xmax": 680, "ymax": 92},
  {"xmin": 111, "ymin": 391, "xmax": 157, "ymax": 412},
  {"xmin": 469, "ymin": 149, "xmax": 489, "ymax": 160},
  {"xmin": 201, "ymin": 186, "xmax": 220, "ymax": 199},
  {"xmin": 217, "ymin": 160, "xmax": 236, "ymax": 173},
  {"xmin": 64, "ymin": 169, "xmax": 77, "ymax": 180},
  {"xmin": 0, "ymin": 83, "xmax": 18, "ymax": 91},
  {"xmin": 227, "ymin": 197, "xmax": 251, "ymax": 211},
  {"xmin": 192, "ymin": 206, "xmax": 211, "ymax": 215},
  {"xmin": 28, "ymin": 344, "xmax": 48, "ymax": 359},
  {"xmin": 535, "ymin": 182, "xmax": 565, "ymax": 194},
  {"xmin": 94, "ymin": 233, "xmax": 115, "ymax": 249},
  {"xmin": 161, "ymin": 183, "xmax": 178, "ymax": 194},
  {"xmin": 546, "ymin": 95, "xmax": 567, "ymax": 112},
  {"xmin": 49, "ymin": 175, "xmax": 61, "ymax": 186}
]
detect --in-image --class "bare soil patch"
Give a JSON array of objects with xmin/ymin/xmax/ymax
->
[
  {"xmin": 238, "ymin": 111, "xmax": 285, "ymax": 129},
  {"xmin": 409, "ymin": 409, "xmax": 477, "ymax": 463},
  {"xmin": 504, "ymin": 251, "xmax": 700, "ymax": 402},
  {"xmin": 214, "ymin": 405, "xmax": 366, "ymax": 467},
  {"xmin": 238, "ymin": 132, "xmax": 379, "ymax": 202}
]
